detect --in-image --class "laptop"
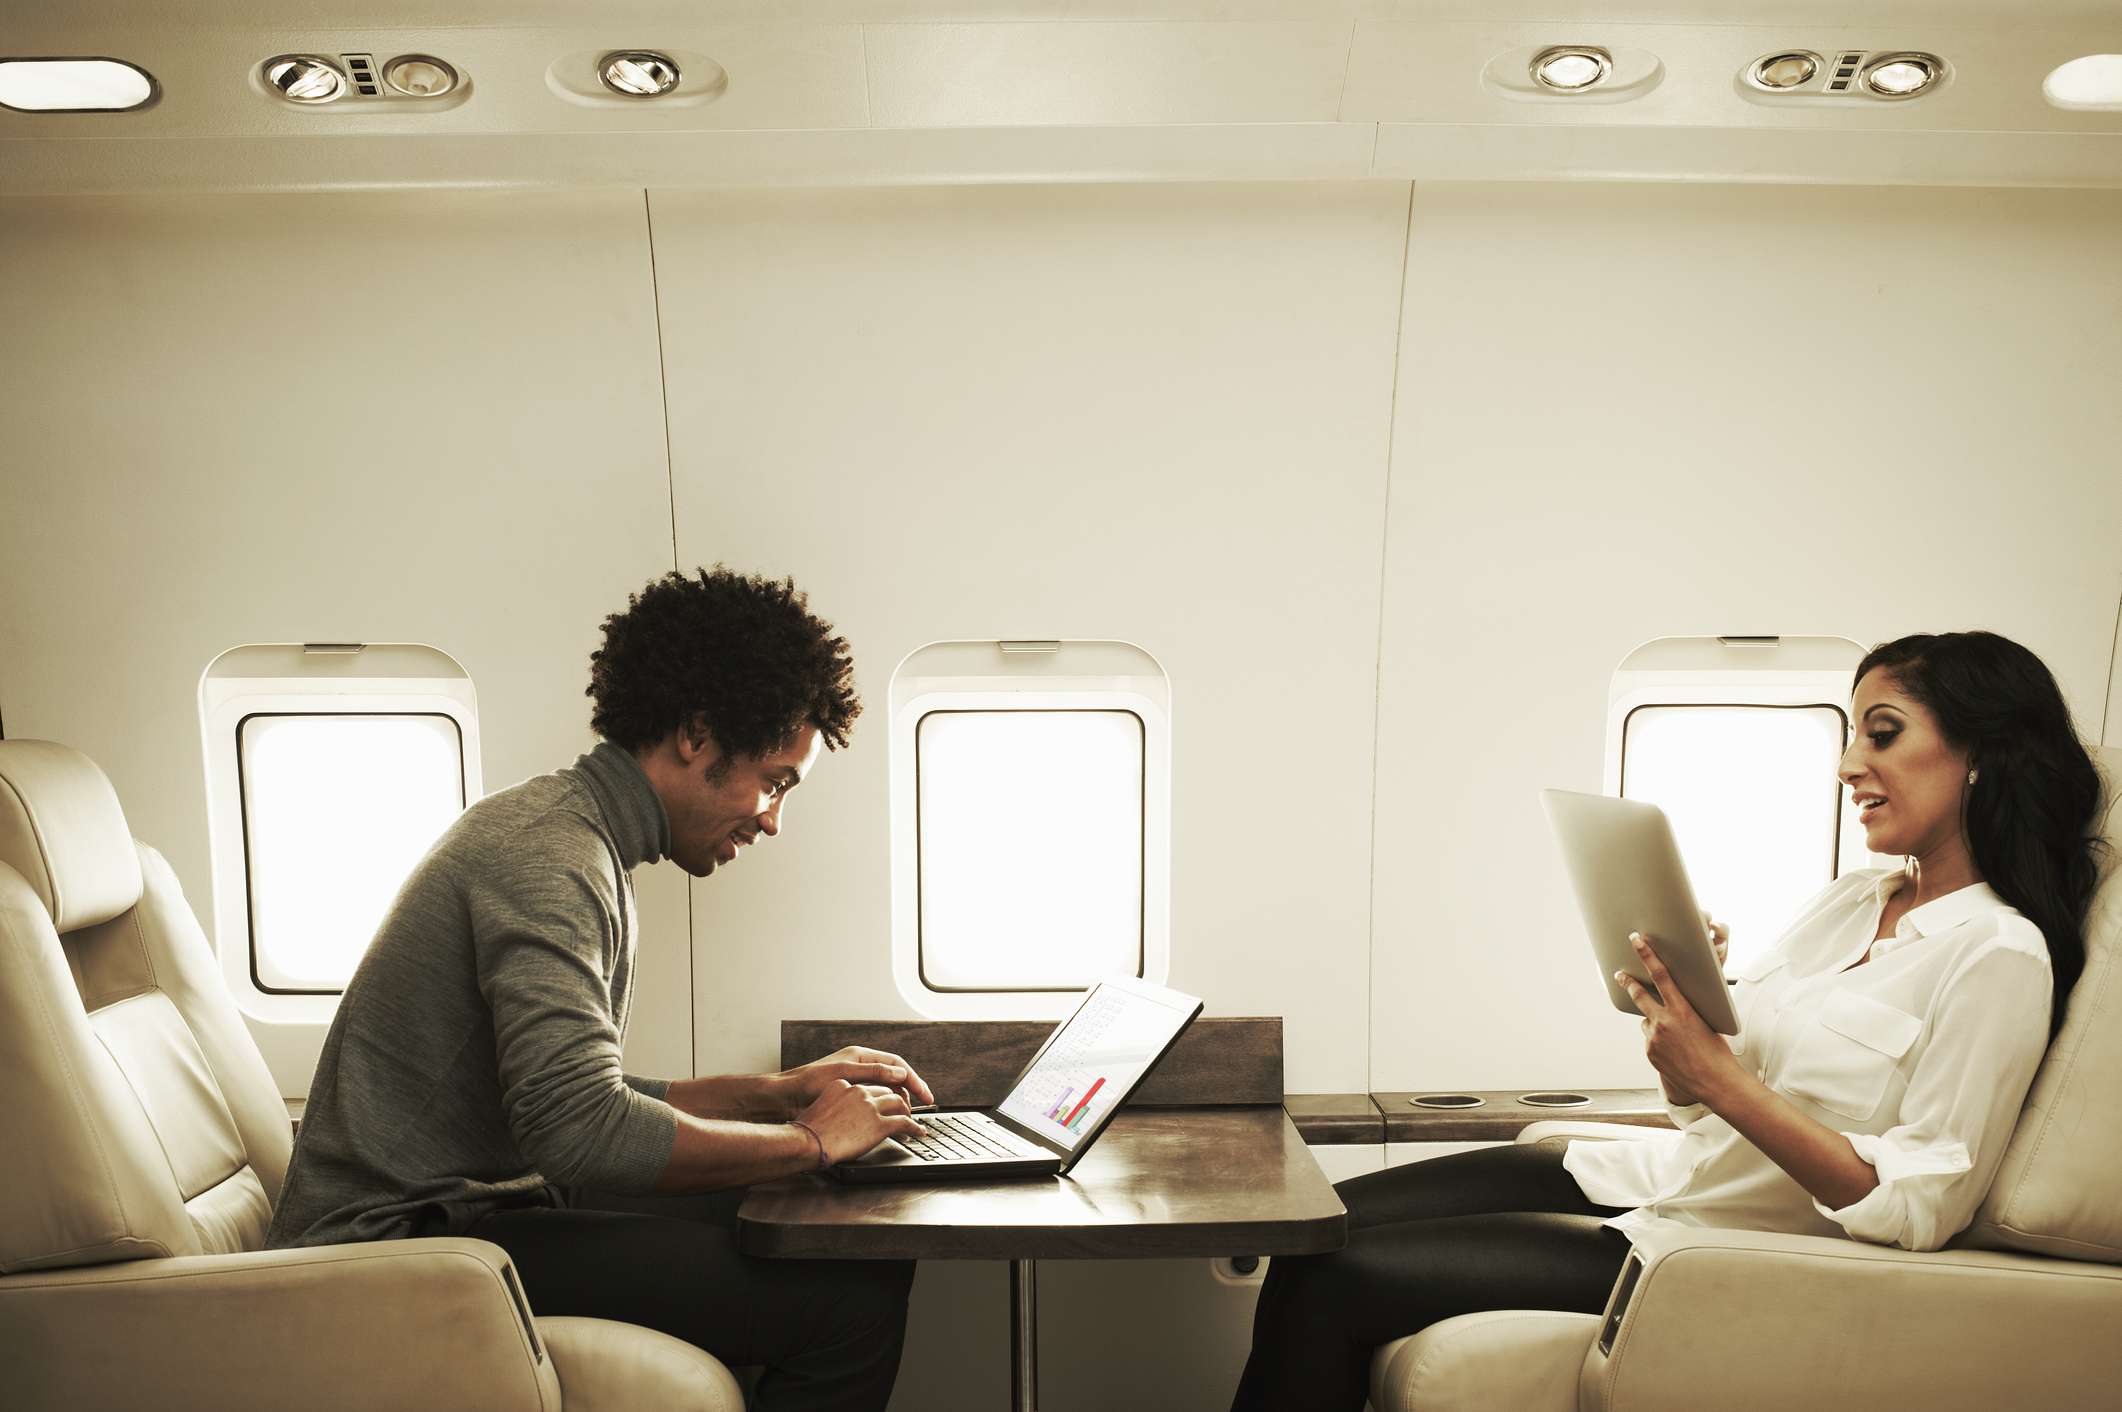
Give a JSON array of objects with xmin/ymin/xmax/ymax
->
[{"xmin": 831, "ymin": 975, "xmax": 1204, "ymax": 1183}]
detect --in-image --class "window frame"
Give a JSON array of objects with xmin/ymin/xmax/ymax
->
[
  {"xmin": 200, "ymin": 644, "xmax": 480, "ymax": 1094},
  {"xmin": 1604, "ymin": 636, "xmax": 1883, "ymax": 965},
  {"xmin": 888, "ymin": 639, "xmax": 1171, "ymax": 1021}
]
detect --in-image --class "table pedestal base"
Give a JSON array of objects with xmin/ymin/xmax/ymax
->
[{"xmin": 1010, "ymin": 1257, "xmax": 1039, "ymax": 1411}]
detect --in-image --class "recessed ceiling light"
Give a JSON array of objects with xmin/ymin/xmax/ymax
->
[
  {"xmin": 1748, "ymin": 52, "xmax": 1820, "ymax": 91},
  {"xmin": 1530, "ymin": 46, "xmax": 1612, "ymax": 93},
  {"xmin": 0, "ymin": 58, "xmax": 156, "ymax": 112},
  {"xmin": 599, "ymin": 51, "xmax": 681, "ymax": 98},
  {"xmin": 1860, "ymin": 52, "xmax": 1942, "ymax": 99},
  {"xmin": 382, "ymin": 55, "xmax": 457, "ymax": 99},
  {"xmin": 2043, "ymin": 54, "xmax": 2122, "ymax": 110},
  {"xmin": 263, "ymin": 55, "xmax": 347, "ymax": 105}
]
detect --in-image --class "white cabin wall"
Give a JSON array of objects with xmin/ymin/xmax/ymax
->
[
  {"xmin": 644, "ymin": 182, "xmax": 1412, "ymax": 1093},
  {"xmin": 1371, "ymin": 182, "xmax": 2122, "ymax": 1092},
  {"xmin": 3, "ymin": 175, "xmax": 2120, "ymax": 1412},
  {"xmin": 0, "ymin": 190, "xmax": 695, "ymax": 1083},
  {"xmin": 4, "ymin": 180, "xmax": 2119, "ymax": 1111}
]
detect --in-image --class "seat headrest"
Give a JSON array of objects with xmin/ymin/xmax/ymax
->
[{"xmin": 0, "ymin": 740, "xmax": 144, "ymax": 932}]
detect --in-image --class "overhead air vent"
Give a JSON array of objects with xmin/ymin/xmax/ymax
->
[
  {"xmin": 260, "ymin": 50, "xmax": 465, "ymax": 106},
  {"xmin": 1746, "ymin": 49, "xmax": 1945, "ymax": 102},
  {"xmin": 343, "ymin": 52, "xmax": 379, "ymax": 96}
]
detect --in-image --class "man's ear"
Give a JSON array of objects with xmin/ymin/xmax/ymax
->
[{"xmin": 673, "ymin": 713, "xmax": 714, "ymax": 764}]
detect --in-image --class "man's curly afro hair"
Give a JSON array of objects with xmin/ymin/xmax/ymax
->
[{"xmin": 587, "ymin": 567, "xmax": 861, "ymax": 761}]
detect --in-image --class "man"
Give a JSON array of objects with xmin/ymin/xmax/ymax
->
[{"xmin": 268, "ymin": 567, "xmax": 932, "ymax": 1412}]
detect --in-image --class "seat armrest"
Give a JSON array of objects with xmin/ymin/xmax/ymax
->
[
  {"xmin": 1584, "ymin": 1225, "xmax": 2122, "ymax": 1412},
  {"xmin": 539, "ymin": 1316, "xmax": 745, "ymax": 1411},
  {"xmin": 1516, "ymin": 1120, "xmax": 1658, "ymax": 1148},
  {"xmin": 0, "ymin": 1237, "xmax": 561, "ymax": 1412},
  {"xmin": 1371, "ymin": 1310, "xmax": 1598, "ymax": 1412}
]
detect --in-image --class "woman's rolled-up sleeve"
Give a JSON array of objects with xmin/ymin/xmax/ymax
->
[
  {"xmin": 1663, "ymin": 1097, "xmax": 1710, "ymax": 1130},
  {"xmin": 1813, "ymin": 938, "xmax": 2051, "ymax": 1251}
]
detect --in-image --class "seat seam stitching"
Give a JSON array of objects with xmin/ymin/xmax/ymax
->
[
  {"xmin": 93, "ymin": 993, "xmax": 249, "ymax": 1204},
  {"xmin": 124, "ymin": 881, "xmax": 158, "ymax": 990},
  {"xmin": 3, "ymin": 1235, "xmax": 172, "ymax": 1267},
  {"xmin": 0, "ymin": 1244, "xmax": 507, "ymax": 1285},
  {"xmin": 0, "ymin": 905, "xmax": 137, "ymax": 1263},
  {"xmin": 91, "ymin": 1021, "xmax": 193, "ymax": 1203},
  {"xmin": 0, "ymin": 772, "xmax": 62, "ymax": 923}
]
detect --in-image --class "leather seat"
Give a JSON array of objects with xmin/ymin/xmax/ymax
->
[
  {"xmin": 1372, "ymin": 745, "xmax": 2122, "ymax": 1412},
  {"xmin": 0, "ymin": 739, "xmax": 743, "ymax": 1411}
]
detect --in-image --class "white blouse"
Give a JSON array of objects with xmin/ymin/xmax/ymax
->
[{"xmin": 1563, "ymin": 867, "xmax": 2052, "ymax": 1252}]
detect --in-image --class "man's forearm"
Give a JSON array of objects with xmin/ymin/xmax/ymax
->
[
  {"xmin": 652, "ymin": 1113, "xmax": 820, "ymax": 1193},
  {"xmin": 664, "ymin": 1072, "xmax": 789, "ymax": 1121}
]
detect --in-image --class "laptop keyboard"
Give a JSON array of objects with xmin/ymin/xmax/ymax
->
[{"xmin": 896, "ymin": 1113, "xmax": 1047, "ymax": 1163}]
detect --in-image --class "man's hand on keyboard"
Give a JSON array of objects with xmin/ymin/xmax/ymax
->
[
  {"xmin": 776, "ymin": 1045, "xmax": 938, "ymax": 1115},
  {"xmin": 795, "ymin": 1080, "xmax": 928, "ymax": 1164}
]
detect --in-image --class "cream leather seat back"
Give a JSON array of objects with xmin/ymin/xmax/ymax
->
[
  {"xmin": 0, "ymin": 738, "xmax": 293, "ymax": 1273},
  {"xmin": 1961, "ymin": 743, "xmax": 2122, "ymax": 1262}
]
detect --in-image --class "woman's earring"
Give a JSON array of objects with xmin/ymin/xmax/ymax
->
[{"xmin": 1967, "ymin": 768, "xmax": 1979, "ymax": 785}]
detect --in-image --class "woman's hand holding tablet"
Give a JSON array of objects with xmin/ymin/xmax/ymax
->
[{"xmin": 1617, "ymin": 931, "xmax": 1746, "ymax": 1108}]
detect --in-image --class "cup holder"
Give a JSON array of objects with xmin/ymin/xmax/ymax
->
[
  {"xmin": 1518, "ymin": 1092, "xmax": 1591, "ymax": 1108},
  {"xmin": 1409, "ymin": 1094, "xmax": 1485, "ymax": 1108}
]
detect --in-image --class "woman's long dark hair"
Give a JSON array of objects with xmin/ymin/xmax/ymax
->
[{"xmin": 1856, "ymin": 631, "xmax": 2107, "ymax": 1041}]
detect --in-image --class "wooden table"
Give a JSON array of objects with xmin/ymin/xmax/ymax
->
[{"xmin": 738, "ymin": 1107, "xmax": 1345, "ymax": 1411}]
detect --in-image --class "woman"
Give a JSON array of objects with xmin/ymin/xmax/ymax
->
[{"xmin": 1230, "ymin": 630, "xmax": 2106, "ymax": 1411}]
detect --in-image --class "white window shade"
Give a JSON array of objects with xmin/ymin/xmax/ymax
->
[
  {"xmin": 239, "ymin": 713, "xmax": 466, "ymax": 992},
  {"xmin": 916, "ymin": 709, "xmax": 1144, "ymax": 990},
  {"xmin": 1621, "ymin": 704, "xmax": 1847, "ymax": 971}
]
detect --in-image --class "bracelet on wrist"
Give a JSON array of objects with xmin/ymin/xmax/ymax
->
[{"xmin": 790, "ymin": 1119, "xmax": 830, "ymax": 1172}]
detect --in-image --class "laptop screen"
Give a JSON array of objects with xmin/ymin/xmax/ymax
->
[{"xmin": 994, "ymin": 980, "xmax": 1200, "ymax": 1151}]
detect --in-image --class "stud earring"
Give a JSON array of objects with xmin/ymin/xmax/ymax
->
[{"xmin": 1967, "ymin": 768, "xmax": 1979, "ymax": 785}]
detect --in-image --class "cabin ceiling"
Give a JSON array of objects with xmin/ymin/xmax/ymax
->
[
  {"xmin": 5, "ymin": 0, "xmax": 2118, "ymax": 193},
  {"xmin": 40, "ymin": 2, "xmax": 2122, "ymax": 22}
]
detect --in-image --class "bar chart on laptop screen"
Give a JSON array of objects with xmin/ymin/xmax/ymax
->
[{"xmin": 998, "ymin": 987, "xmax": 1185, "ymax": 1148}]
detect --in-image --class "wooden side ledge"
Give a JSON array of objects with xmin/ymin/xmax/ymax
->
[
  {"xmin": 1283, "ymin": 1093, "xmax": 1384, "ymax": 1144},
  {"xmin": 1374, "ymin": 1089, "xmax": 1674, "ymax": 1142}
]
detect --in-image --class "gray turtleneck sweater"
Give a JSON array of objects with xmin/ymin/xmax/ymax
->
[{"xmin": 267, "ymin": 741, "xmax": 680, "ymax": 1248}]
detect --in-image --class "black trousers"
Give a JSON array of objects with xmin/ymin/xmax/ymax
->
[
  {"xmin": 1230, "ymin": 1143, "xmax": 1633, "ymax": 1412},
  {"xmin": 459, "ymin": 1186, "xmax": 915, "ymax": 1412}
]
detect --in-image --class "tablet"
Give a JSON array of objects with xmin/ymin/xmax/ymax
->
[{"xmin": 1539, "ymin": 788, "xmax": 1740, "ymax": 1035}]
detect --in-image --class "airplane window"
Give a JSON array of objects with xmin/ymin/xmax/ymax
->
[
  {"xmin": 887, "ymin": 639, "xmax": 1171, "ymax": 1019},
  {"xmin": 200, "ymin": 642, "xmax": 482, "ymax": 1070},
  {"xmin": 1620, "ymin": 703, "xmax": 1848, "ymax": 971},
  {"xmin": 237, "ymin": 713, "xmax": 466, "ymax": 992},
  {"xmin": 915, "ymin": 708, "xmax": 1145, "ymax": 991}
]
